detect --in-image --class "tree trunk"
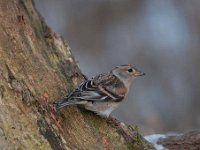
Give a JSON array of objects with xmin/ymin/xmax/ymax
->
[
  {"xmin": 158, "ymin": 131, "xmax": 200, "ymax": 150},
  {"xmin": 0, "ymin": 0, "xmax": 154, "ymax": 149}
]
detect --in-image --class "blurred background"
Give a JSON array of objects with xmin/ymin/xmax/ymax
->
[{"xmin": 34, "ymin": 0, "xmax": 200, "ymax": 135}]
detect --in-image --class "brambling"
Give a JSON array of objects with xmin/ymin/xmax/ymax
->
[{"xmin": 52, "ymin": 64, "xmax": 145, "ymax": 117}]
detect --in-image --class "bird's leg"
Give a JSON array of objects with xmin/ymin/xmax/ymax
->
[
  {"xmin": 42, "ymin": 92, "xmax": 64, "ymax": 132},
  {"xmin": 106, "ymin": 116, "xmax": 120, "ymax": 127},
  {"xmin": 49, "ymin": 111, "xmax": 64, "ymax": 133}
]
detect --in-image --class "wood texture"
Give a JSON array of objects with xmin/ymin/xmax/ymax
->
[
  {"xmin": 158, "ymin": 131, "xmax": 200, "ymax": 150},
  {"xmin": 0, "ymin": 0, "xmax": 154, "ymax": 149}
]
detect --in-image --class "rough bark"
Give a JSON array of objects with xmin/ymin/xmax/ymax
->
[
  {"xmin": 0, "ymin": 0, "xmax": 154, "ymax": 150},
  {"xmin": 158, "ymin": 131, "xmax": 200, "ymax": 150}
]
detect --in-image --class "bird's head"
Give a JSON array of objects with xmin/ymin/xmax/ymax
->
[{"xmin": 112, "ymin": 64, "xmax": 145, "ymax": 88}]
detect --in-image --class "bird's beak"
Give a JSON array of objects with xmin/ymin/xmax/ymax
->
[{"xmin": 134, "ymin": 70, "xmax": 145, "ymax": 77}]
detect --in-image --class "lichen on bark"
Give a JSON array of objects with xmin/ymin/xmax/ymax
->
[{"xmin": 0, "ymin": 0, "xmax": 154, "ymax": 149}]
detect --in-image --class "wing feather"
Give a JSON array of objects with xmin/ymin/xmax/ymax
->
[{"xmin": 67, "ymin": 72, "xmax": 126, "ymax": 102}]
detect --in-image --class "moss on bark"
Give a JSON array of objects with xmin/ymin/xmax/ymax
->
[{"xmin": 0, "ymin": 0, "xmax": 154, "ymax": 149}]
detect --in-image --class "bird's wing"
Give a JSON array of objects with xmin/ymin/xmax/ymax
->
[{"xmin": 67, "ymin": 73, "xmax": 126, "ymax": 102}]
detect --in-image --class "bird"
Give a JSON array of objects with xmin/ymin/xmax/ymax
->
[{"xmin": 51, "ymin": 64, "xmax": 145, "ymax": 117}]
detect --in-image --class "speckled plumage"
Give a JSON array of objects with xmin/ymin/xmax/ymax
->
[{"xmin": 52, "ymin": 64, "xmax": 145, "ymax": 117}]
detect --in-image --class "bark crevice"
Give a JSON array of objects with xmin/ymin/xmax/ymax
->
[{"xmin": 0, "ymin": 0, "xmax": 154, "ymax": 149}]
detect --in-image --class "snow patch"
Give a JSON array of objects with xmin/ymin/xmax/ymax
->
[{"xmin": 144, "ymin": 134, "xmax": 168, "ymax": 150}]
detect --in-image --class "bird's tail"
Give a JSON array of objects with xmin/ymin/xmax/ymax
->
[{"xmin": 50, "ymin": 98, "xmax": 78, "ymax": 109}]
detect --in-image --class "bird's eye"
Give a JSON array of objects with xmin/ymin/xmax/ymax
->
[{"xmin": 128, "ymin": 68, "xmax": 133, "ymax": 72}]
